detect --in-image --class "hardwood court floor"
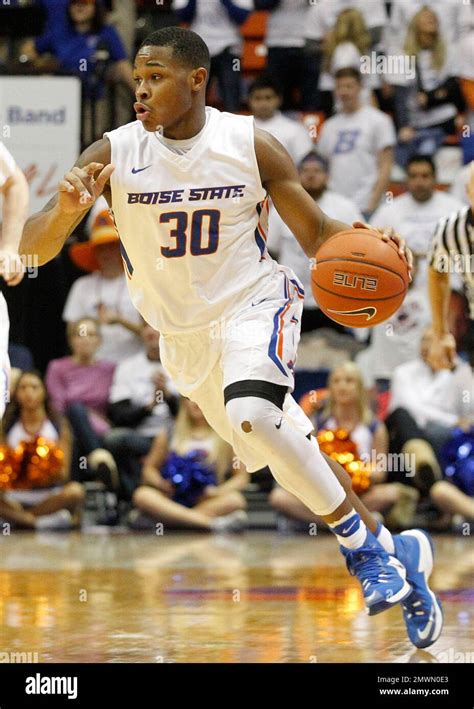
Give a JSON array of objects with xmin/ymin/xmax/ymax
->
[{"xmin": 0, "ymin": 531, "xmax": 472, "ymax": 663}]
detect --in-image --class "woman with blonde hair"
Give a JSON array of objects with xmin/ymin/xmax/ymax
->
[
  {"xmin": 320, "ymin": 8, "xmax": 378, "ymax": 107},
  {"xmin": 131, "ymin": 398, "xmax": 248, "ymax": 532},
  {"xmin": 270, "ymin": 362, "xmax": 419, "ymax": 530},
  {"xmin": 391, "ymin": 6, "xmax": 464, "ymax": 166}
]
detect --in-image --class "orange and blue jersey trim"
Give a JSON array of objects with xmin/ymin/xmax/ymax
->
[
  {"xmin": 267, "ymin": 273, "xmax": 303, "ymax": 376},
  {"xmin": 254, "ymin": 196, "xmax": 269, "ymax": 261}
]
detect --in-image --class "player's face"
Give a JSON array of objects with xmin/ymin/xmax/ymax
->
[
  {"xmin": 248, "ymin": 88, "xmax": 281, "ymax": 120},
  {"xmin": 15, "ymin": 374, "xmax": 45, "ymax": 410},
  {"xmin": 330, "ymin": 371, "xmax": 359, "ymax": 406},
  {"xmin": 133, "ymin": 46, "xmax": 202, "ymax": 133},
  {"xmin": 335, "ymin": 77, "xmax": 361, "ymax": 110},
  {"xmin": 407, "ymin": 163, "xmax": 435, "ymax": 202},
  {"xmin": 299, "ymin": 162, "xmax": 327, "ymax": 196}
]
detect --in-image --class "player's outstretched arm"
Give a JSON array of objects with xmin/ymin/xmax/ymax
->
[
  {"xmin": 20, "ymin": 138, "xmax": 114, "ymax": 266},
  {"xmin": 255, "ymin": 128, "xmax": 349, "ymax": 258},
  {"xmin": 255, "ymin": 128, "xmax": 413, "ymax": 276}
]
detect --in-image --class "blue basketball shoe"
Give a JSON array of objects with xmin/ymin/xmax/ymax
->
[
  {"xmin": 393, "ymin": 529, "xmax": 443, "ymax": 648},
  {"xmin": 341, "ymin": 530, "xmax": 412, "ymax": 616}
]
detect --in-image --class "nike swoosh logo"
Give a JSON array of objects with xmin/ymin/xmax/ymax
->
[
  {"xmin": 365, "ymin": 591, "xmax": 379, "ymax": 604},
  {"xmin": 131, "ymin": 165, "xmax": 152, "ymax": 174},
  {"xmin": 341, "ymin": 519, "xmax": 358, "ymax": 535},
  {"xmin": 327, "ymin": 306, "xmax": 377, "ymax": 321},
  {"xmin": 417, "ymin": 610, "xmax": 435, "ymax": 640},
  {"xmin": 275, "ymin": 418, "xmax": 283, "ymax": 429}
]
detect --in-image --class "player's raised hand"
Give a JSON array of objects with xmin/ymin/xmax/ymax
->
[
  {"xmin": 58, "ymin": 162, "xmax": 115, "ymax": 214},
  {"xmin": 352, "ymin": 220, "xmax": 413, "ymax": 281}
]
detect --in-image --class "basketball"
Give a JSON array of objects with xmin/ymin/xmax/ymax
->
[{"xmin": 311, "ymin": 228, "xmax": 409, "ymax": 328}]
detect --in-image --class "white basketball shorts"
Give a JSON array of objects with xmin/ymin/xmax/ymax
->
[{"xmin": 159, "ymin": 267, "xmax": 314, "ymax": 472}]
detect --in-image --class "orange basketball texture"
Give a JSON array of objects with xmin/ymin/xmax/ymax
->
[{"xmin": 311, "ymin": 229, "xmax": 409, "ymax": 328}]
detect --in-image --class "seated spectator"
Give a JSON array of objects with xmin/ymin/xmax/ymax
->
[
  {"xmin": 64, "ymin": 209, "xmax": 143, "ymax": 364},
  {"xmin": 21, "ymin": 0, "xmax": 135, "ymax": 142},
  {"xmin": 316, "ymin": 67, "xmax": 396, "ymax": 217},
  {"xmin": 248, "ymin": 75, "xmax": 313, "ymax": 166},
  {"xmin": 268, "ymin": 151, "xmax": 362, "ymax": 333},
  {"xmin": 173, "ymin": 0, "xmax": 252, "ymax": 112},
  {"xmin": 256, "ymin": 0, "xmax": 319, "ymax": 111},
  {"xmin": 355, "ymin": 256, "xmax": 431, "ymax": 390},
  {"xmin": 0, "ymin": 370, "xmax": 85, "ymax": 529},
  {"xmin": 104, "ymin": 323, "xmax": 178, "ymax": 499},
  {"xmin": 319, "ymin": 8, "xmax": 379, "ymax": 109},
  {"xmin": 45, "ymin": 317, "xmax": 118, "ymax": 488},
  {"xmin": 430, "ymin": 480, "xmax": 474, "ymax": 527},
  {"xmin": 388, "ymin": 6, "xmax": 464, "ymax": 167},
  {"xmin": 270, "ymin": 362, "xmax": 419, "ymax": 530},
  {"xmin": 371, "ymin": 155, "xmax": 463, "ymax": 292},
  {"xmin": 386, "ymin": 329, "xmax": 473, "ymax": 495},
  {"xmin": 131, "ymin": 398, "xmax": 248, "ymax": 531}
]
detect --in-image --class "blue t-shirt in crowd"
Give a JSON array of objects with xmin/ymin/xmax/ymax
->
[{"xmin": 35, "ymin": 23, "xmax": 127, "ymax": 96}]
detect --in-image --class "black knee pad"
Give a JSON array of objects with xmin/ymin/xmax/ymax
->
[{"xmin": 224, "ymin": 379, "xmax": 288, "ymax": 410}]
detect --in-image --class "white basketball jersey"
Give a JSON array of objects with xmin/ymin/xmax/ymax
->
[{"xmin": 105, "ymin": 107, "xmax": 278, "ymax": 333}]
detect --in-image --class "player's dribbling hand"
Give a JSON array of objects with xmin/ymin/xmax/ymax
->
[
  {"xmin": 58, "ymin": 162, "xmax": 115, "ymax": 214},
  {"xmin": 352, "ymin": 220, "xmax": 413, "ymax": 282},
  {"xmin": 0, "ymin": 251, "xmax": 25, "ymax": 286},
  {"xmin": 427, "ymin": 332, "xmax": 457, "ymax": 371}
]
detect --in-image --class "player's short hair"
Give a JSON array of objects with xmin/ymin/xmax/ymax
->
[
  {"xmin": 406, "ymin": 154, "xmax": 436, "ymax": 175},
  {"xmin": 248, "ymin": 74, "xmax": 282, "ymax": 97},
  {"xmin": 139, "ymin": 27, "xmax": 211, "ymax": 74},
  {"xmin": 334, "ymin": 67, "xmax": 362, "ymax": 84}
]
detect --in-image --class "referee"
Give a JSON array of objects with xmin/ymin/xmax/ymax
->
[{"xmin": 428, "ymin": 162, "xmax": 474, "ymax": 369}]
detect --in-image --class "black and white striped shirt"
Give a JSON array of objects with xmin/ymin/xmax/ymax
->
[{"xmin": 428, "ymin": 206, "xmax": 474, "ymax": 318}]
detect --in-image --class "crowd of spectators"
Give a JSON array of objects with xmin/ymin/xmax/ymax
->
[{"xmin": 1, "ymin": 0, "xmax": 473, "ymax": 533}]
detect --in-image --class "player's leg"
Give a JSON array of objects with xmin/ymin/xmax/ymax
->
[{"xmin": 317, "ymin": 441, "xmax": 442, "ymax": 647}]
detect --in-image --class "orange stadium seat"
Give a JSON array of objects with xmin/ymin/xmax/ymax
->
[{"xmin": 241, "ymin": 10, "xmax": 268, "ymax": 39}]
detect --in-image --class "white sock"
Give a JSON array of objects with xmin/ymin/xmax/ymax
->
[
  {"xmin": 375, "ymin": 521, "xmax": 395, "ymax": 554},
  {"xmin": 328, "ymin": 511, "xmax": 368, "ymax": 549},
  {"xmin": 226, "ymin": 396, "xmax": 346, "ymax": 517}
]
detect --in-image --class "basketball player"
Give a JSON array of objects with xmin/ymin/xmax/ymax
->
[
  {"xmin": 21, "ymin": 28, "xmax": 441, "ymax": 649},
  {"xmin": 0, "ymin": 141, "xmax": 29, "ymax": 419}
]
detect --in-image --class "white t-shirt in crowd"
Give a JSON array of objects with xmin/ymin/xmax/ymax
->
[
  {"xmin": 63, "ymin": 272, "xmax": 143, "ymax": 363},
  {"xmin": 108, "ymin": 350, "xmax": 177, "ymax": 437},
  {"xmin": 371, "ymin": 190, "xmax": 463, "ymax": 290},
  {"xmin": 172, "ymin": 0, "xmax": 252, "ymax": 57},
  {"xmin": 265, "ymin": 0, "xmax": 309, "ymax": 48},
  {"xmin": 389, "ymin": 357, "xmax": 473, "ymax": 428},
  {"xmin": 268, "ymin": 188, "xmax": 362, "ymax": 309},
  {"xmin": 355, "ymin": 288, "xmax": 431, "ymax": 384},
  {"xmin": 306, "ymin": 0, "xmax": 387, "ymax": 40},
  {"xmin": 317, "ymin": 105, "xmax": 396, "ymax": 211},
  {"xmin": 253, "ymin": 112, "xmax": 313, "ymax": 166}
]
